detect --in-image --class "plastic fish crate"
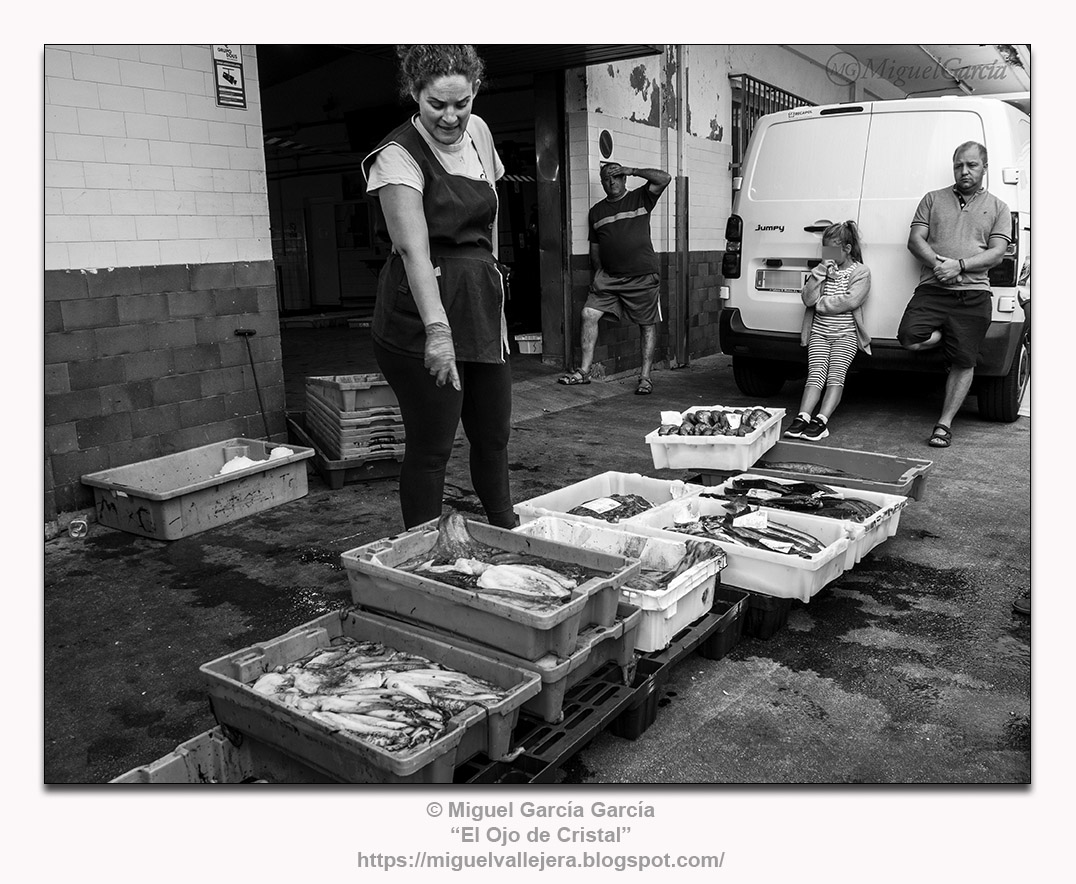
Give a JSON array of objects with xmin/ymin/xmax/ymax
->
[
  {"xmin": 341, "ymin": 518, "xmax": 641, "ymax": 661},
  {"xmin": 304, "ymin": 388, "xmax": 403, "ymax": 427},
  {"xmin": 702, "ymin": 477, "xmax": 909, "ymax": 565},
  {"xmin": 110, "ymin": 726, "xmax": 338, "ymax": 784},
  {"xmin": 81, "ymin": 438, "xmax": 314, "ymax": 541},
  {"xmin": 747, "ymin": 440, "xmax": 934, "ymax": 501},
  {"xmin": 287, "ymin": 413, "xmax": 403, "ymax": 490},
  {"xmin": 627, "ymin": 494, "xmax": 851, "ymax": 602},
  {"xmin": 514, "ymin": 515, "xmax": 727, "ymax": 653},
  {"xmin": 443, "ymin": 603, "xmax": 642, "ymax": 724},
  {"xmin": 645, "ymin": 406, "xmax": 785, "ymax": 472},
  {"xmin": 305, "ymin": 408, "xmax": 406, "ymax": 461},
  {"xmin": 515, "ymin": 471, "xmax": 703, "ymax": 528},
  {"xmin": 305, "ymin": 392, "xmax": 404, "ymax": 435},
  {"xmin": 200, "ymin": 608, "xmax": 542, "ymax": 784},
  {"xmin": 305, "ymin": 373, "xmax": 400, "ymax": 412}
]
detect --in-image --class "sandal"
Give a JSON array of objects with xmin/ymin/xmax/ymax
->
[
  {"xmin": 927, "ymin": 423, "xmax": 952, "ymax": 448},
  {"xmin": 557, "ymin": 369, "xmax": 591, "ymax": 386},
  {"xmin": 635, "ymin": 377, "xmax": 653, "ymax": 395}
]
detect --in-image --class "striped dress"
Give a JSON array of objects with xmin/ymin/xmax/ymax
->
[{"xmin": 805, "ymin": 263, "xmax": 860, "ymax": 390}]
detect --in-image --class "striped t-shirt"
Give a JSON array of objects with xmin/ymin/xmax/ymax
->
[
  {"xmin": 811, "ymin": 263, "xmax": 858, "ymax": 334},
  {"xmin": 588, "ymin": 186, "xmax": 660, "ymax": 276}
]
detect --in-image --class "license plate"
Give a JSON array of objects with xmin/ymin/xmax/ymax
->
[{"xmin": 755, "ymin": 269, "xmax": 808, "ymax": 292}]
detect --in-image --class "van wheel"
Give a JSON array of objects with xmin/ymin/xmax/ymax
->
[
  {"xmin": 732, "ymin": 356, "xmax": 785, "ymax": 397},
  {"xmin": 977, "ymin": 327, "xmax": 1029, "ymax": 423}
]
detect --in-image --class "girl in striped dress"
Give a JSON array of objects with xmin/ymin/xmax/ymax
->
[{"xmin": 785, "ymin": 221, "xmax": 872, "ymax": 441}]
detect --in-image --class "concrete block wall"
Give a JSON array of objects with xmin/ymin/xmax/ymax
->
[
  {"xmin": 44, "ymin": 45, "xmax": 284, "ymax": 520},
  {"xmin": 44, "ymin": 261, "xmax": 285, "ymax": 516}
]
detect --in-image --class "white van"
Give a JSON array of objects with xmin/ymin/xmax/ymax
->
[{"xmin": 719, "ymin": 96, "xmax": 1030, "ymax": 422}]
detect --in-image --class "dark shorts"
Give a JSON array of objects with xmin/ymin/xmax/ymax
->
[
  {"xmin": 584, "ymin": 270, "xmax": 662, "ymax": 325},
  {"xmin": 898, "ymin": 286, "xmax": 991, "ymax": 369}
]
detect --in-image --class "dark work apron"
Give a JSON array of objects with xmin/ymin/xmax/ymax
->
[{"xmin": 362, "ymin": 119, "xmax": 507, "ymax": 364}]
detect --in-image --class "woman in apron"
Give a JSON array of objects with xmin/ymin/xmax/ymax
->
[{"xmin": 362, "ymin": 45, "xmax": 515, "ymax": 530}]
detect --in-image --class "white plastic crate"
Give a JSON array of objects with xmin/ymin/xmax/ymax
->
[
  {"xmin": 514, "ymin": 516, "xmax": 727, "ymax": 653},
  {"xmin": 514, "ymin": 471, "xmax": 703, "ymax": 527},
  {"xmin": 628, "ymin": 494, "xmax": 850, "ymax": 602},
  {"xmin": 706, "ymin": 475, "xmax": 909, "ymax": 564},
  {"xmin": 645, "ymin": 405, "xmax": 784, "ymax": 471}
]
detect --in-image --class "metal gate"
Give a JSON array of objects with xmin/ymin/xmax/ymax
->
[{"xmin": 729, "ymin": 74, "xmax": 815, "ymax": 171}]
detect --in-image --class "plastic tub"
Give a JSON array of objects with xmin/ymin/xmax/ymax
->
[
  {"xmin": 81, "ymin": 438, "xmax": 314, "ymax": 541},
  {"xmin": 645, "ymin": 406, "xmax": 785, "ymax": 471},
  {"xmin": 745, "ymin": 440, "xmax": 934, "ymax": 501},
  {"xmin": 341, "ymin": 517, "xmax": 640, "ymax": 660},
  {"xmin": 702, "ymin": 477, "xmax": 908, "ymax": 564},
  {"xmin": 514, "ymin": 515, "xmax": 727, "ymax": 653},
  {"xmin": 200, "ymin": 608, "xmax": 542, "ymax": 784},
  {"xmin": 627, "ymin": 495, "xmax": 851, "ymax": 602},
  {"xmin": 110, "ymin": 727, "xmax": 336, "ymax": 784},
  {"xmin": 305, "ymin": 373, "xmax": 399, "ymax": 412},
  {"xmin": 443, "ymin": 604, "xmax": 643, "ymax": 724},
  {"xmin": 515, "ymin": 471, "xmax": 703, "ymax": 527},
  {"xmin": 515, "ymin": 333, "xmax": 543, "ymax": 354}
]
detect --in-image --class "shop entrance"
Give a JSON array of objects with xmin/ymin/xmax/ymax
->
[{"xmin": 257, "ymin": 44, "xmax": 661, "ymax": 389}]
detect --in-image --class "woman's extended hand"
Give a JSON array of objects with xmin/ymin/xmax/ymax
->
[{"xmin": 423, "ymin": 322, "xmax": 461, "ymax": 390}]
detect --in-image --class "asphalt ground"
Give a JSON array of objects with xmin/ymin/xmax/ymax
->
[{"xmin": 42, "ymin": 328, "xmax": 1031, "ymax": 788}]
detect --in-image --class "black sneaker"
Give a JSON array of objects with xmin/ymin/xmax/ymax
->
[
  {"xmin": 801, "ymin": 417, "xmax": 829, "ymax": 440},
  {"xmin": 784, "ymin": 416, "xmax": 810, "ymax": 439}
]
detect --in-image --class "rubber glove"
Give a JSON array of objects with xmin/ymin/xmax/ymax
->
[{"xmin": 424, "ymin": 321, "xmax": 461, "ymax": 391}]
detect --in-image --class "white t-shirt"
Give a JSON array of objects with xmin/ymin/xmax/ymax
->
[{"xmin": 366, "ymin": 114, "xmax": 504, "ymax": 193}]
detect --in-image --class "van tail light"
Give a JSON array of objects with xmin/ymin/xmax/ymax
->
[
  {"xmin": 721, "ymin": 214, "xmax": 743, "ymax": 279},
  {"xmin": 988, "ymin": 211, "xmax": 1019, "ymax": 288}
]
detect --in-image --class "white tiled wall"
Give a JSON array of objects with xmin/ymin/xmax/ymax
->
[
  {"xmin": 568, "ymin": 111, "xmax": 731, "ymax": 256},
  {"xmin": 44, "ymin": 44, "xmax": 270, "ymax": 271}
]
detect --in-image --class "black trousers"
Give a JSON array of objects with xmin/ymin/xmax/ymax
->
[{"xmin": 374, "ymin": 340, "xmax": 515, "ymax": 530}]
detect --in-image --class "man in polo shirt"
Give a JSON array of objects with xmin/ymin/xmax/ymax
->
[
  {"xmin": 558, "ymin": 162, "xmax": 671, "ymax": 395},
  {"xmin": 899, "ymin": 141, "xmax": 1011, "ymax": 448}
]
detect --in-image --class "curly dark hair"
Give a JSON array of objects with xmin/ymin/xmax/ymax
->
[{"xmin": 395, "ymin": 45, "xmax": 486, "ymax": 100}]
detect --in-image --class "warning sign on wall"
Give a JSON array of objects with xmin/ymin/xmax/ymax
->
[{"xmin": 213, "ymin": 45, "xmax": 246, "ymax": 109}]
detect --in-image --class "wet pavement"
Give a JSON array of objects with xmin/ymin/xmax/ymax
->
[{"xmin": 43, "ymin": 328, "xmax": 1031, "ymax": 784}]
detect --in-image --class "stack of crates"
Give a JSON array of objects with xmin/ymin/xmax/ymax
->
[{"xmin": 304, "ymin": 374, "xmax": 406, "ymax": 465}]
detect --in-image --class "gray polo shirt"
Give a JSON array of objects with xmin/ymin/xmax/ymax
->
[{"xmin": 910, "ymin": 186, "xmax": 1012, "ymax": 291}]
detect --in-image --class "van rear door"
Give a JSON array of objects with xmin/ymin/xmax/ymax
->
[
  {"xmin": 737, "ymin": 109, "xmax": 870, "ymax": 334},
  {"xmin": 858, "ymin": 107, "xmax": 988, "ymax": 340}
]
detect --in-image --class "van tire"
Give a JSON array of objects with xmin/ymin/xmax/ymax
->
[
  {"xmin": 732, "ymin": 356, "xmax": 786, "ymax": 397},
  {"xmin": 977, "ymin": 326, "xmax": 1029, "ymax": 423}
]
